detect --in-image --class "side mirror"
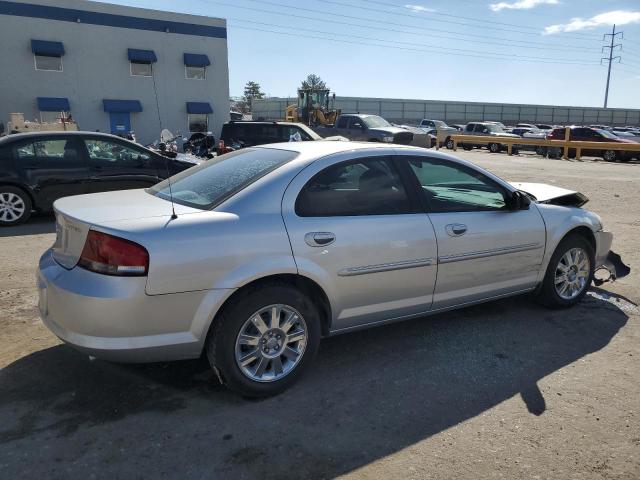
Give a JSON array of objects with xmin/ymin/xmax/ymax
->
[{"xmin": 508, "ymin": 190, "xmax": 531, "ymax": 211}]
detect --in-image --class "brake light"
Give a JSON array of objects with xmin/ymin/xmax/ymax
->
[{"xmin": 78, "ymin": 231, "xmax": 149, "ymax": 276}]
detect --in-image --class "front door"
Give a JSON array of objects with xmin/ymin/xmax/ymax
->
[
  {"xmin": 400, "ymin": 155, "xmax": 546, "ymax": 309},
  {"xmin": 109, "ymin": 112, "xmax": 131, "ymax": 135},
  {"xmin": 83, "ymin": 137, "xmax": 160, "ymax": 193},
  {"xmin": 282, "ymin": 153, "xmax": 438, "ymax": 332}
]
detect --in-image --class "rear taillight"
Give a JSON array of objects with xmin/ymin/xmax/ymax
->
[{"xmin": 78, "ymin": 231, "xmax": 149, "ymax": 276}]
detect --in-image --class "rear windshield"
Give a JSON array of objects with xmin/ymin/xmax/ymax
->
[{"xmin": 148, "ymin": 148, "xmax": 298, "ymax": 209}]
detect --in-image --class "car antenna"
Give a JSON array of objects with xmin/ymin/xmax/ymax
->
[{"xmin": 152, "ymin": 65, "xmax": 177, "ymax": 221}]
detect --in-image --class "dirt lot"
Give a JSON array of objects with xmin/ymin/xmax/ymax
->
[{"xmin": 0, "ymin": 151, "xmax": 638, "ymax": 479}]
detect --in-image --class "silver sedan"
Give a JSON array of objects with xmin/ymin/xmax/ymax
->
[{"xmin": 38, "ymin": 142, "xmax": 624, "ymax": 396}]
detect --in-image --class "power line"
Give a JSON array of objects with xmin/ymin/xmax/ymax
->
[
  {"xmin": 242, "ymin": 0, "xmax": 595, "ymax": 39},
  {"xmin": 226, "ymin": 16, "xmax": 597, "ymax": 62},
  {"xmin": 316, "ymin": 0, "xmax": 602, "ymax": 39},
  {"xmin": 227, "ymin": 15, "xmax": 593, "ymax": 56},
  {"xmin": 227, "ymin": 22, "xmax": 600, "ymax": 66},
  {"xmin": 202, "ymin": 0, "xmax": 594, "ymax": 54}
]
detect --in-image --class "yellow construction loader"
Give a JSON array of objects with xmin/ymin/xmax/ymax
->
[{"xmin": 285, "ymin": 88, "xmax": 340, "ymax": 126}]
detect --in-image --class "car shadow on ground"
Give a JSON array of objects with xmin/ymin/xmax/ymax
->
[
  {"xmin": 0, "ymin": 292, "xmax": 632, "ymax": 479},
  {"xmin": 0, "ymin": 214, "xmax": 54, "ymax": 238}
]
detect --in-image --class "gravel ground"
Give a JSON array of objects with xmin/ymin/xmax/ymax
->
[{"xmin": 0, "ymin": 150, "xmax": 638, "ymax": 479}]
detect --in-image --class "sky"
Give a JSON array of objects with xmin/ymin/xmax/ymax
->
[{"xmin": 105, "ymin": 0, "xmax": 640, "ymax": 109}]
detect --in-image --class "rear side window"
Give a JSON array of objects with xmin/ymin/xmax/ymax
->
[
  {"xmin": 336, "ymin": 117, "xmax": 349, "ymax": 128},
  {"xmin": 296, "ymin": 157, "xmax": 413, "ymax": 217},
  {"xmin": 149, "ymin": 148, "xmax": 297, "ymax": 209},
  {"xmin": 14, "ymin": 138, "xmax": 83, "ymax": 165}
]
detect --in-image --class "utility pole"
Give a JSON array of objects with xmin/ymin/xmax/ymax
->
[{"xmin": 601, "ymin": 24, "xmax": 622, "ymax": 108}]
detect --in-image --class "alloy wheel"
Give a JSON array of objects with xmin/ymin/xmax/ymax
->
[
  {"xmin": 234, "ymin": 304, "xmax": 308, "ymax": 382},
  {"xmin": 0, "ymin": 192, "xmax": 26, "ymax": 223},
  {"xmin": 554, "ymin": 247, "xmax": 590, "ymax": 300}
]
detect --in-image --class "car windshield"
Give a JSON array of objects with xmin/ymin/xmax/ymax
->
[
  {"xmin": 597, "ymin": 129, "xmax": 619, "ymax": 140},
  {"xmin": 148, "ymin": 147, "xmax": 298, "ymax": 209},
  {"xmin": 362, "ymin": 116, "xmax": 391, "ymax": 128}
]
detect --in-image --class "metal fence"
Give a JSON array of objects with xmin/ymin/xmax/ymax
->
[{"xmin": 252, "ymin": 96, "xmax": 640, "ymax": 126}]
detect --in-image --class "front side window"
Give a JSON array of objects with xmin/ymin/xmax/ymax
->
[
  {"xmin": 149, "ymin": 148, "xmax": 297, "ymax": 209},
  {"xmin": 296, "ymin": 158, "xmax": 412, "ymax": 217},
  {"xmin": 84, "ymin": 139, "xmax": 150, "ymax": 165},
  {"xmin": 130, "ymin": 61, "xmax": 152, "ymax": 76},
  {"xmin": 406, "ymin": 157, "xmax": 507, "ymax": 213},
  {"xmin": 280, "ymin": 125, "xmax": 313, "ymax": 142},
  {"xmin": 185, "ymin": 66, "xmax": 206, "ymax": 79},
  {"xmin": 34, "ymin": 55, "xmax": 62, "ymax": 72},
  {"xmin": 188, "ymin": 114, "xmax": 208, "ymax": 133},
  {"xmin": 362, "ymin": 116, "xmax": 391, "ymax": 128},
  {"xmin": 13, "ymin": 142, "xmax": 36, "ymax": 161}
]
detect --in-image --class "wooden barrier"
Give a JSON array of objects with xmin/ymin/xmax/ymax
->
[{"xmin": 435, "ymin": 127, "xmax": 640, "ymax": 160}]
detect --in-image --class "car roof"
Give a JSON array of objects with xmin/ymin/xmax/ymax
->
[{"xmin": 0, "ymin": 130, "xmax": 135, "ymax": 144}]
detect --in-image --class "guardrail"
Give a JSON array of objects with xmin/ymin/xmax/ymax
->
[{"xmin": 435, "ymin": 127, "xmax": 640, "ymax": 160}]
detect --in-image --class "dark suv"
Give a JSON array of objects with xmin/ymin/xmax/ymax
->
[
  {"xmin": 219, "ymin": 121, "xmax": 322, "ymax": 152},
  {"xmin": 547, "ymin": 126, "xmax": 636, "ymax": 162},
  {"xmin": 0, "ymin": 131, "xmax": 194, "ymax": 225}
]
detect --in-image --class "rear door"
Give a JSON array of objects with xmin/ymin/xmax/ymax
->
[
  {"xmin": 282, "ymin": 152, "xmax": 438, "ymax": 332},
  {"xmin": 400, "ymin": 155, "xmax": 546, "ymax": 309},
  {"xmin": 14, "ymin": 136, "xmax": 89, "ymax": 208},
  {"xmin": 84, "ymin": 137, "xmax": 160, "ymax": 192}
]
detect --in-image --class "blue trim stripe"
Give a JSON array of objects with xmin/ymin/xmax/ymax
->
[{"xmin": 0, "ymin": 1, "xmax": 227, "ymax": 39}]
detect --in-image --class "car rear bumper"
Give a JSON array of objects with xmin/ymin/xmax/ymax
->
[{"xmin": 37, "ymin": 249, "xmax": 232, "ymax": 363}]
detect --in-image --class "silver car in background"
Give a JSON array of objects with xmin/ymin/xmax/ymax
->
[{"xmin": 38, "ymin": 142, "xmax": 624, "ymax": 397}]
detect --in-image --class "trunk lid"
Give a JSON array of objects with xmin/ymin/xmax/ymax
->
[{"xmin": 52, "ymin": 189, "xmax": 201, "ymax": 269}]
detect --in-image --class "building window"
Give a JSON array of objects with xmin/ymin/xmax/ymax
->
[
  {"xmin": 185, "ymin": 65, "xmax": 206, "ymax": 80},
  {"xmin": 130, "ymin": 61, "xmax": 152, "ymax": 77},
  {"xmin": 34, "ymin": 55, "xmax": 62, "ymax": 72},
  {"xmin": 188, "ymin": 114, "xmax": 208, "ymax": 132}
]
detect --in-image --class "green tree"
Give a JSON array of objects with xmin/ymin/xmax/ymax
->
[
  {"xmin": 300, "ymin": 74, "xmax": 327, "ymax": 90},
  {"xmin": 242, "ymin": 81, "xmax": 265, "ymax": 110}
]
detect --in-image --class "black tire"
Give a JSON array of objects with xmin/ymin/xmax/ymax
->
[
  {"xmin": 603, "ymin": 150, "xmax": 618, "ymax": 162},
  {"xmin": 462, "ymin": 144, "xmax": 472, "ymax": 151},
  {"xmin": 512, "ymin": 147, "xmax": 520, "ymax": 155},
  {"xmin": 535, "ymin": 146, "xmax": 546, "ymax": 156},
  {"xmin": 0, "ymin": 186, "xmax": 32, "ymax": 226},
  {"xmin": 488, "ymin": 142, "xmax": 500, "ymax": 153},
  {"xmin": 536, "ymin": 234, "xmax": 595, "ymax": 309},
  {"xmin": 206, "ymin": 283, "xmax": 321, "ymax": 397},
  {"xmin": 445, "ymin": 138, "xmax": 454, "ymax": 150}
]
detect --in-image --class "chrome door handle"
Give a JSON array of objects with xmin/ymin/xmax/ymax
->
[
  {"xmin": 305, "ymin": 232, "xmax": 336, "ymax": 247},
  {"xmin": 445, "ymin": 223, "xmax": 467, "ymax": 236}
]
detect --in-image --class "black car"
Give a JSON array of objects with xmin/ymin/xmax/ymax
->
[
  {"xmin": 0, "ymin": 131, "xmax": 195, "ymax": 225},
  {"xmin": 218, "ymin": 121, "xmax": 321, "ymax": 153}
]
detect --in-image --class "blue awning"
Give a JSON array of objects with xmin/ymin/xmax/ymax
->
[
  {"xmin": 37, "ymin": 97, "xmax": 70, "ymax": 112},
  {"xmin": 183, "ymin": 53, "xmax": 211, "ymax": 67},
  {"xmin": 103, "ymin": 99, "xmax": 143, "ymax": 113},
  {"xmin": 127, "ymin": 48, "xmax": 157, "ymax": 63},
  {"xmin": 186, "ymin": 102, "xmax": 213, "ymax": 114},
  {"xmin": 31, "ymin": 40, "xmax": 65, "ymax": 57}
]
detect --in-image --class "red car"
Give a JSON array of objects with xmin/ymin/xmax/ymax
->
[{"xmin": 547, "ymin": 127, "xmax": 636, "ymax": 162}]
